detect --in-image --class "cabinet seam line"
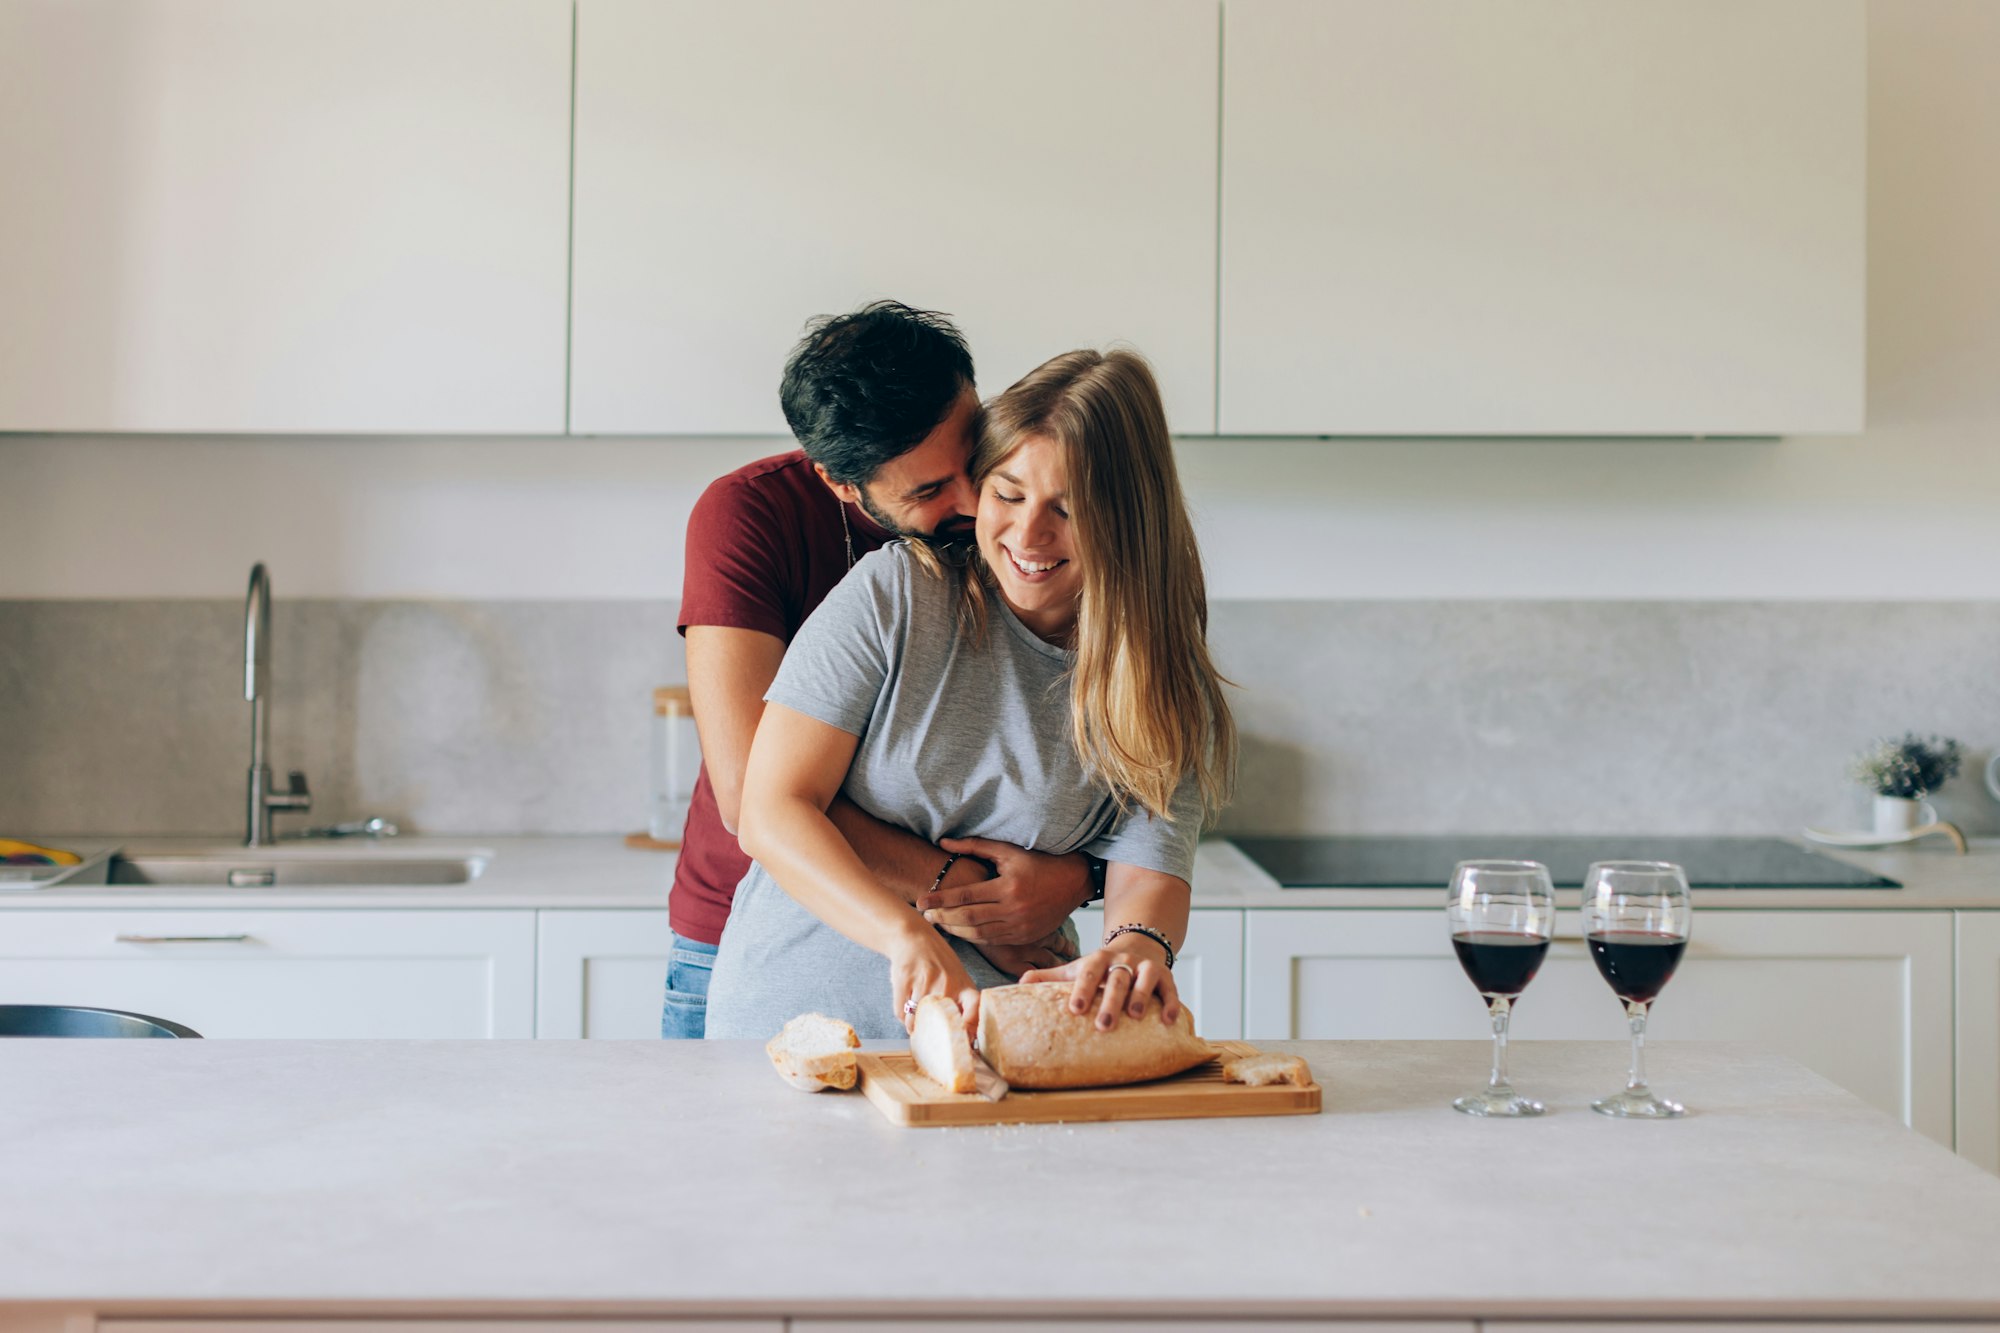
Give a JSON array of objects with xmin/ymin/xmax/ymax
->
[{"xmin": 563, "ymin": 0, "xmax": 579, "ymax": 433}]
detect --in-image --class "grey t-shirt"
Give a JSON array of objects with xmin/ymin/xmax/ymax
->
[
  {"xmin": 700, "ymin": 542, "xmax": 1201, "ymax": 1040},
  {"xmin": 766, "ymin": 541, "xmax": 1202, "ymax": 875}
]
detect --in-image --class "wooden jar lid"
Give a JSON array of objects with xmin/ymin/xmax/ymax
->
[{"xmin": 652, "ymin": 685, "xmax": 691, "ymax": 716}]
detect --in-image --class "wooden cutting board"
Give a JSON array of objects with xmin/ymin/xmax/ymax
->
[{"xmin": 856, "ymin": 1041, "xmax": 1321, "ymax": 1127}]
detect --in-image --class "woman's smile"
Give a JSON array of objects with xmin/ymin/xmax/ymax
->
[
  {"xmin": 1001, "ymin": 544, "xmax": 1067, "ymax": 582},
  {"xmin": 977, "ymin": 433, "xmax": 1080, "ymax": 643}
]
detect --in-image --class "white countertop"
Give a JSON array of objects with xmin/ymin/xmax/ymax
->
[
  {"xmin": 2, "ymin": 834, "xmax": 1993, "ymax": 911},
  {"xmin": 3, "ymin": 1038, "xmax": 1997, "ymax": 1319},
  {"xmin": 1199, "ymin": 835, "xmax": 2000, "ymax": 911},
  {"xmin": 0, "ymin": 835, "xmax": 675, "ymax": 910}
]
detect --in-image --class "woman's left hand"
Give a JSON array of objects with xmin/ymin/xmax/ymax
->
[{"xmin": 1020, "ymin": 936, "xmax": 1179, "ymax": 1032}]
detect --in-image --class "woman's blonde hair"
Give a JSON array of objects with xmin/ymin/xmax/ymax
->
[{"xmin": 920, "ymin": 348, "xmax": 1235, "ymax": 824}]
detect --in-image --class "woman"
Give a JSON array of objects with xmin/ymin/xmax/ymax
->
[{"xmin": 703, "ymin": 349, "xmax": 1234, "ymax": 1039}]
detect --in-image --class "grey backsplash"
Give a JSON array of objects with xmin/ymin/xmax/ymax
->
[{"xmin": 3, "ymin": 599, "xmax": 1997, "ymax": 839}]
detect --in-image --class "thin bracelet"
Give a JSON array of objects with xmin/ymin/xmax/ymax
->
[
  {"xmin": 1102, "ymin": 922, "xmax": 1176, "ymax": 970},
  {"xmin": 929, "ymin": 851, "xmax": 963, "ymax": 897}
]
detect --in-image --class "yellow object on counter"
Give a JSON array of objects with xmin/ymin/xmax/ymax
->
[{"xmin": 0, "ymin": 839, "xmax": 82, "ymax": 866}]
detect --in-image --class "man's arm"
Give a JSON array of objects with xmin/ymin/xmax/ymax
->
[
  {"xmin": 685, "ymin": 624, "xmax": 1089, "ymax": 964},
  {"xmin": 685, "ymin": 624, "xmax": 1009, "ymax": 901},
  {"xmin": 684, "ymin": 625, "xmax": 785, "ymax": 837}
]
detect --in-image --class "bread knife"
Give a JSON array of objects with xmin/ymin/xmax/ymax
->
[{"xmin": 969, "ymin": 1052, "xmax": 1009, "ymax": 1101}]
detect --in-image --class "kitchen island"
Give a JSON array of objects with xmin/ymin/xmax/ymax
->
[{"xmin": 3, "ymin": 1039, "xmax": 1999, "ymax": 1328}]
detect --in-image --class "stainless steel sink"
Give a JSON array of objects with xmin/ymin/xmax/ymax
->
[{"xmin": 107, "ymin": 848, "xmax": 490, "ymax": 887}]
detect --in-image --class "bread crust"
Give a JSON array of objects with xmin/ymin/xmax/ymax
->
[
  {"xmin": 766, "ymin": 1013, "xmax": 860, "ymax": 1093},
  {"xmin": 976, "ymin": 982, "xmax": 1212, "ymax": 1089},
  {"xmin": 1222, "ymin": 1052, "xmax": 1313, "ymax": 1088}
]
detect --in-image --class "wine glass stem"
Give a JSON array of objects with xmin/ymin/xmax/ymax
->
[
  {"xmin": 1488, "ymin": 997, "xmax": 1514, "ymax": 1090},
  {"xmin": 1626, "ymin": 1001, "xmax": 1651, "ymax": 1092}
]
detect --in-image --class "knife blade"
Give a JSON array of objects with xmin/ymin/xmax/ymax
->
[{"xmin": 969, "ymin": 1052, "xmax": 1009, "ymax": 1102}]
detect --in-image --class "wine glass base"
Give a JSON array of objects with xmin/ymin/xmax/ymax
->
[
  {"xmin": 1592, "ymin": 1088, "xmax": 1685, "ymax": 1118},
  {"xmin": 1453, "ymin": 1088, "xmax": 1545, "ymax": 1117}
]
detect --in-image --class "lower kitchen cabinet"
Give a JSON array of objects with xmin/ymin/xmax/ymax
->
[
  {"xmin": 1488, "ymin": 1312, "xmax": 2000, "ymax": 1320},
  {"xmin": 95, "ymin": 1323, "xmax": 777, "ymax": 1332},
  {"xmin": 94, "ymin": 1323, "xmax": 777, "ymax": 1332},
  {"xmin": 0, "ymin": 910, "xmax": 535, "ymax": 1038},
  {"xmin": 1957, "ymin": 912, "xmax": 2000, "ymax": 1173},
  {"xmin": 794, "ymin": 1324, "xmax": 1459, "ymax": 1332},
  {"xmin": 537, "ymin": 908, "xmax": 675, "ymax": 1038},
  {"xmin": 1244, "ymin": 909, "xmax": 1955, "ymax": 1146},
  {"xmin": 1075, "ymin": 907, "xmax": 1245, "ymax": 1040}
]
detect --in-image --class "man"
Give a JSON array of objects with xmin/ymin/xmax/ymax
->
[{"xmin": 664, "ymin": 300, "xmax": 1099, "ymax": 1038}]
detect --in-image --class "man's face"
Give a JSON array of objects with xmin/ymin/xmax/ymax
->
[{"xmin": 820, "ymin": 386, "xmax": 980, "ymax": 541}]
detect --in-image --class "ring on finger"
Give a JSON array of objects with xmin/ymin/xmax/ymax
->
[
  {"xmin": 1106, "ymin": 962, "xmax": 1136, "ymax": 980},
  {"xmin": 903, "ymin": 997, "xmax": 919, "ymax": 1016}
]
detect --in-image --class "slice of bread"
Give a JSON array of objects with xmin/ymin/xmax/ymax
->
[
  {"xmin": 977, "ymin": 982, "xmax": 1211, "ymax": 1090},
  {"xmin": 1222, "ymin": 1052, "xmax": 1313, "ymax": 1088},
  {"xmin": 909, "ymin": 995, "xmax": 976, "ymax": 1094},
  {"xmin": 765, "ymin": 1012, "xmax": 860, "ymax": 1093}
]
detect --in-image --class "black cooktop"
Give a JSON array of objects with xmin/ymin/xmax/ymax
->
[{"xmin": 1231, "ymin": 836, "xmax": 1899, "ymax": 890}]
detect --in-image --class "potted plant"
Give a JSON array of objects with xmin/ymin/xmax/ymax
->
[{"xmin": 1848, "ymin": 733, "xmax": 1963, "ymax": 836}]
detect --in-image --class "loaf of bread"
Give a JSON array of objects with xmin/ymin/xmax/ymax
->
[
  {"xmin": 976, "ymin": 982, "xmax": 1211, "ymax": 1089},
  {"xmin": 766, "ymin": 1012, "xmax": 860, "ymax": 1092},
  {"xmin": 909, "ymin": 995, "xmax": 977, "ymax": 1094},
  {"xmin": 1222, "ymin": 1052, "xmax": 1313, "ymax": 1088}
]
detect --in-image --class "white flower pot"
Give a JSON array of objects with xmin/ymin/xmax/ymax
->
[{"xmin": 1873, "ymin": 794, "xmax": 1924, "ymax": 836}]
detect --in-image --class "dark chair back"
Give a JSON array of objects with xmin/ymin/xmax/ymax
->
[{"xmin": 0, "ymin": 1005, "xmax": 202, "ymax": 1038}]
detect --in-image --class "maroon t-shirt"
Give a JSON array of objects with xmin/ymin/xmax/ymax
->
[{"xmin": 672, "ymin": 450, "xmax": 891, "ymax": 945}]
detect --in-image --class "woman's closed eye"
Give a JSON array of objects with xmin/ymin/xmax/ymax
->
[{"xmin": 994, "ymin": 492, "xmax": 1068, "ymax": 521}]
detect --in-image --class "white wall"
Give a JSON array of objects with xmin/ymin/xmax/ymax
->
[{"xmin": 3, "ymin": 1, "xmax": 1995, "ymax": 603}]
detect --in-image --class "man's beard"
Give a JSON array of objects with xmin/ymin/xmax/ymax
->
[{"xmin": 858, "ymin": 490, "xmax": 976, "ymax": 548}]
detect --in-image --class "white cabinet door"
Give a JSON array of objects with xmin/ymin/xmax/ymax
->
[
  {"xmin": 101, "ymin": 1323, "xmax": 779, "ymax": 1332},
  {"xmin": 570, "ymin": 0, "xmax": 1218, "ymax": 434},
  {"xmin": 1218, "ymin": 0, "xmax": 1864, "ymax": 435},
  {"xmin": 798, "ymin": 1324, "xmax": 1463, "ymax": 1333},
  {"xmin": 1075, "ymin": 908, "xmax": 1244, "ymax": 1040},
  {"xmin": 1246, "ymin": 909, "xmax": 1954, "ymax": 1145},
  {"xmin": 537, "ymin": 908, "xmax": 675, "ymax": 1039},
  {"xmin": 0, "ymin": 910, "xmax": 536, "ymax": 1038},
  {"xmin": 1957, "ymin": 912, "xmax": 2000, "ymax": 1172},
  {"xmin": 1492, "ymin": 1323, "xmax": 2000, "ymax": 1333},
  {"xmin": 0, "ymin": 0, "xmax": 571, "ymax": 433}
]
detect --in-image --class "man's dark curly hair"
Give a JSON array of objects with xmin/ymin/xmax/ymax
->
[{"xmin": 778, "ymin": 300, "xmax": 976, "ymax": 487}]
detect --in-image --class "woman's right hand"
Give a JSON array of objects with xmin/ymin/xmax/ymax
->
[
  {"xmin": 1021, "ymin": 935, "xmax": 1180, "ymax": 1031},
  {"xmin": 887, "ymin": 922, "xmax": 982, "ymax": 1036}
]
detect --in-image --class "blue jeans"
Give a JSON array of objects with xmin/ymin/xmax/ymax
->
[{"xmin": 660, "ymin": 932, "xmax": 718, "ymax": 1039}]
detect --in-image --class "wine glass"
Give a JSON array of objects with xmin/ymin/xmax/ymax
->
[
  {"xmin": 1581, "ymin": 860, "xmax": 1692, "ymax": 1118},
  {"xmin": 1446, "ymin": 860, "xmax": 1556, "ymax": 1117}
]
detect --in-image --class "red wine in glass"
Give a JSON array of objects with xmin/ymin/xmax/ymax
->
[
  {"xmin": 1452, "ymin": 931, "xmax": 1552, "ymax": 998},
  {"xmin": 1445, "ymin": 860, "xmax": 1556, "ymax": 1117},
  {"xmin": 1581, "ymin": 860, "xmax": 1693, "ymax": 1118},
  {"xmin": 1587, "ymin": 931, "xmax": 1687, "ymax": 1005}
]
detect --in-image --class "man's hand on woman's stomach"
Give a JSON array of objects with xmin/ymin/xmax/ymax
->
[
  {"xmin": 918, "ymin": 836, "xmax": 1093, "ymax": 944},
  {"xmin": 971, "ymin": 930, "xmax": 1077, "ymax": 984}
]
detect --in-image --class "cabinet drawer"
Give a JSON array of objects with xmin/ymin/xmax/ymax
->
[{"xmin": 0, "ymin": 909, "xmax": 536, "ymax": 1038}]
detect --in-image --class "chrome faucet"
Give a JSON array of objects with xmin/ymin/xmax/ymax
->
[{"xmin": 244, "ymin": 562, "xmax": 310, "ymax": 846}]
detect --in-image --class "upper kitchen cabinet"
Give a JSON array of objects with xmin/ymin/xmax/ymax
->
[
  {"xmin": 1218, "ymin": 0, "xmax": 1866, "ymax": 436},
  {"xmin": 569, "ymin": 0, "xmax": 1219, "ymax": 435},
  {"xmin": 0, "ymin": 0, "xmax": 571, "ymax": 434}
]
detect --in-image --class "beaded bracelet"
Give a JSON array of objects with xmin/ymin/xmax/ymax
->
[
  {"xmin": 929, "ymin": 851, "xmax": 964, "ymax": 897},
  {"xmin": 1102, "ymin": 922, "xmax": 1176, "ymax": 970}
]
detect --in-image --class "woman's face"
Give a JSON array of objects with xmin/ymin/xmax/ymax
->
[{"xmin": 977, "ymin": 433, "xmax": 1080, "ymax": 643}]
